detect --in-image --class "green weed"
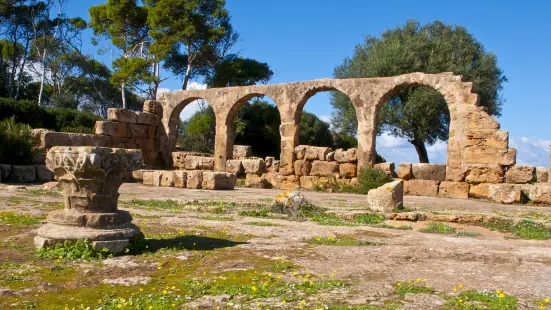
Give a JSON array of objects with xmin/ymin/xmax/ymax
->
[
  {"xmin": 394, "ymin": 280, "xmax": 434, "ymax": 296},
  {"xmin": 36, "ymin": 239, "xmax": 109, "ymax": 260},
  {"xmin": 245, "ymin": 221, "xmax": 279, "ymax": 226},
  {"xmin": 484, "ymin": 219, "xmax": 551, "ymax": 240},
  {"xmin": 199, "ymin": 216, "xmax": 234, "ymax": 221},
  {"xmin": 0, "ymin": 212, "xmax": 42, "ymax": 225},
  {"xmin": 26, "ymin": 189, "xmax": 61, "ymax": 198},
  {"xmin": 376, "ymin": 223, "xmax": 413, "ymax": 230},
  {"xmin": 446, "ymin": 290, "xmax": 518, "ymax": 309},
  {"xmin": 307, "ymin": 236, "xmax": 382, "ymax": 246},
  {"xmin": 421, "ymin": 223, "xmax": 480, "ymax": 237}
]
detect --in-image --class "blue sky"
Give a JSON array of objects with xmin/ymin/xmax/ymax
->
[{"xmin": 66, "ymin": 0, "xmax": 551, "ymax": 166}]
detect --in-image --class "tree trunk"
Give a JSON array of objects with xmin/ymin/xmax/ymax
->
[
  {"xmin": 15, "ymin": 39, "xmax": 30, "ymax": 100},
  {"xmin": 410, "ymin": 139, "xmax": 429, "ymax": 163},
  {"xmin": 182, "ymin": 62, "xmax": 192, "ymax": 90},
  {"xmin": 37, "ymin": 48, "xmax": 47, "ymax": 105},
  {"xmin": 121, "ymin": 82, "xmax": 127, "ymax": 109}
]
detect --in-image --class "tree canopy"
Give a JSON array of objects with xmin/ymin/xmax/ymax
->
[{"xmin": 331, "ymin": 19, "xmax": 507, "ymax": 163}]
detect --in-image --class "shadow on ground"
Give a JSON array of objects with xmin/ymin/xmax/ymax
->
[{"xmin": 146, "ymin": 235, "xmax": 247, "ymax": 252}]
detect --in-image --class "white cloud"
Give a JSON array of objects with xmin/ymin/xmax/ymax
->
[
  {"xmin": 509, "ymin": 136, "xmax": 550, "ymax": 167},
  {"xmin": 157, "ymin": 87, "xmax": 171, "ymax": 94},
  {"xmin": 375, "ymin": 133, "xmax": 447, "ymax": 164},
  {"xmin": 375, "ymin": 134, "xmax": 551, "ymax": 167},
  {"xmin": 187, "ymin": 81, "xmax": 207, "ymax": 90}
]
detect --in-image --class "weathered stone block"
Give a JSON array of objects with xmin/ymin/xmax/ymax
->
[
  {"xmin": 226, "ymin": 160, "xmax": 244, "ymax": 174},
  {"xmin": 350, "ymin": 177, "xmax": 359, "ymax": 187},
  {"xmin": 536, "ymin": 167, "xmax": 548, "ymax": 183},
  {"xmin": 147, "ymin": 125, "xmax": 156, "ymax": 139},
  {"xmin": 305, "ymin": 146, "xmax": 332, "ymax": 161},
  {"xmin": 152, "ymin": 171, "xmax": 163, "ymax": 186},
  {"xmin": 233, "ymin": 145, "xmax": 251, "ymax": 159},
  {"xmin": 397, "ymin": 163, "xmax": 412, "ymax": 180},
  {"xmin": 186, "ymin": 170, "xmax": 203, "ymax": 189},
  {"xmin": 374, "ymin": 162, "xmax": 396, "ymax": 177},
  {"xmin": 136, "ymin": 112, "xmax": 155, "ymax": 125},
  {"xmin": 202, "ymin": 172, "xmax": 236, "ymax": 190},
  {"xmin": 185, "ymin": 156, "xmax": 214, "ymax": 170},
  {"xmin": 339, "ymin": 163, "xmax": 357, "ymax": 178},
  {"xmin": 107, "ymin": 108, "xmax": 137, "ymax": 123},
  {"xmin": 173, "ymin": 171, "xmax": 187, "ymax": 188},
  {"xmin": 10, "ymin": 165, "xmax": 36, "ymax": 183},
  {"xmin": 526, "ymin": 183, "xmax": 551, "ymax": 204},
  {"xmin": 272, "ymin": 174, "xmax": 300, "ymax": 190},
  {"xmin": 43, "ymin": 132, "xmax": 71, "ymax": 148},
  {"xmin": 0, "ymin": 164, "xmax": 11, "ymax": 180},
  {"xmin": 268, "ymin": 160, "xmax": 280, "ymax": 172},
  {"xmin": 299, "ymin": 176, "xmax": 319, "ymax": 189},
  {"xmin": 138, "ymin": 139, "xmax": 155, "ymax": 152},
  {"xmin": 36, "ymin": 165, "xmax": 54, "ymax": 182},
  {"xmin": 32, "ymin": 152, "xmax": 46, "ymax": 164},
  {"xmin": 310, "ymin": 161, "xmax": 338, "ymax": 177},
  {"xmin": 367, "ymin": 180, "xmax": 404, "ymax": 212},
  {"xmin": 95, "ymin": 121, "xmax": 127, "ymax": 137},
  {"xmin": 142, "ymin": 171, "xmax": 154, "ymax": 185},
  {"xmin": 438, "ymin": 181, "xmax": 469, "ymax": 199},
  {"xmin": 325, "ymin": 151, "xmax": 335, "ymax": 161},
  {"xmin": 411, "ymin": 163, "xmax": 446, "ymax": 181},
  {"xmin": 143, "ymin": 100, "xmax": 161, "ymax": 114},
  {"xmin": 127, "ymin": 124, "xmax": 148, "ymax": 139},
  {"xmin": 160, "ymin": 171, "xmax": 174, "ymax": 187},
  {"xmin": 404, "ymin": 180, "xmax": 439, "ymax": 197},
  {"xmin": 465, "ymin": 130, "xmax": 509, "ymax": 149},
  {"xmin": 294, "ymin": 159, "xmax": 312, "ymax": 176},
  {"xmin": 464, "ymin": 165, "xmax": 504, "ymax": 183},
  {"xmin": 506, "ymin": 165, "xmax": 536, "ymax": 184},
  {"xmin": 469, "ymin": 183, "xmax": 491, "ymax": 199},
  {"xmin": 294, "ymin": 145, "xmax": 308, "ymax": 160},
  {"xmin": 334, "ymin": 148, "xmax": 357, "ymax": 163},
  {"xmin": 489, "ymin": 184, "xmax": 522, "ymax": 204},
  {"xmin": 463, "ymin": 146, "xmax": 516, "ymax": 166},
  {"xmin": 242, "ymin": 158, "xmax": 266, "ymax": 174},
  {"xmin": 245, "ymin": 174, "xmax": 271, "ymax": 188}
]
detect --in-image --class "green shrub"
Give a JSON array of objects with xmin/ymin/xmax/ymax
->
[
  {"xmin": 0, "ymin": 97, "xmax": 100, "ymax": 131},
  {"xmin": 348, "ymin": 168, "xmax": 393, "ymax": 195},
  {"xmin": 36, "ymin": 239, "xmax": 109, "ymax": 260},
  {"xmin": 0, "ymin": 116, "xmax": 40, "ymax": 164}
]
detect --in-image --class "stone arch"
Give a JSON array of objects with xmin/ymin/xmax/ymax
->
[
  {"xmin": 221, "ymin": 92, "xmax": 280, "ymax": 160},
  {"xmin": 367, "ymin": 72, "xmax": 501, "ymax": 181},
  {"xmin": 166, "ymin": 96, "xmax": 216, "ymax": 166},
  {"xmin": 275, "ymin": 83, "xmax": 356, "ymax": 175}
]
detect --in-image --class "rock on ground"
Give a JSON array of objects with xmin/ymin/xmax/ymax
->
[{"xmin": 367, "ymin": 180, "xmax": 404, "ymax": 212}]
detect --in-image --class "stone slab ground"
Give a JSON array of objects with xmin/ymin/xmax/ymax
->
[{"xmin": 0, "ymin": 183, "xmax": 550, "ymax": 309}]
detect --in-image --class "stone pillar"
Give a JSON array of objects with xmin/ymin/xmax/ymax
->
[
  {"xmin": 279, "ymin": 121, "xmax": 299, "ymax": 175},
  {"xmin": 214, "ymin": 123, "xmax": 232, "ymax": 171},
  {"xmin": 35, "ymin": 146, "xmax": 143, "ymax": 253},
  {"xmin": 356, "ymin": 103, "xmax": 377, "ymax": 171}
]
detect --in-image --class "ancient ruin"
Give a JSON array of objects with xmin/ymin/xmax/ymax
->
[{"xmin": 34, "ymin": 146, "xmax": 143, "ymax": 252}]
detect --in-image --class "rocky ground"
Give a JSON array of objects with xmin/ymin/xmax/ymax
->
[{"xmin": 0, "ymin": 183, "xmax": 551, "ymax": 309}]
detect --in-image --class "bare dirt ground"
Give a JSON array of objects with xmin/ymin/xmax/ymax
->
[{"xmin": 0, "ymin": 183, "xmax": 550, "ymax": 309}]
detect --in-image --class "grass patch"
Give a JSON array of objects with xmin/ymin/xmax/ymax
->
[
  {"xmin": 446, "ymin": 290, "xmax": 518, "ymax": 309},
  {"xmin": 238, "ymin": 208, "xmax": 270, "ymax": 218},
  {"xmin": 354, "ymin": 213, "xmax": 386, "ymax": 224},
  {"xmin": 392, "ymin": 207, "xmax": 413, "ymax": 213},
  {"xmin": 129, "ymin": 199, "xmax": 181, "ymax": 209},
  {"xmin": 394, "ymin": 280, "xmax": 434, "ymax": 296},
  {"xmin": 199, "ymin": 216, "xmax": 234, "ymax": 221},
  {"xmin": 421, "ymin": 223, "xmax": 480, "ymax": 237},
  {"xmin": 36, "ymin": 239, "xmax": 109, "ymax": 260},
  {"xmin": 245, "ymin": 221, "xmax": 279, "ymax": 226},
  {"xmin": 26, "ymin": 189, "xmax": 61, "ymax": 198},
  {"xmin": 0, "ymin": 212, "xmax": 42, "ymax": 225},
  {"xmin": 376, "ymin": 223, "xmax": 413, "ymax": 230},
  {"xmin": 484, "ymin": 219, "xmax": 551, "ymax": 240},
  {"xmin": 307, "ymin": 236, "xmax": 382, "ymax": 246}
]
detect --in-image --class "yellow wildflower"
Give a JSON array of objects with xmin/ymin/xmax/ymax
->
[{"xmin": 545, "ymin": 298, "xmax": 550, "ymax": 303}]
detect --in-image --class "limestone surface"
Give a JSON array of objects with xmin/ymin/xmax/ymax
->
[
  {"xmin": 202, "ymin": 172, "xmax": 236, "ymax": 190},
  {"xmin": 506, "ymin": 165, "xmax": 536, "ymax": 184},
  {"xmin": 488, "ymin": 184, "xmax": 522, "ymax": 204},
  {"xmin": 405, "ymin": 180, "xmax": 439, "ymax": 197},
  {"xmin": 438, "ymin": 181, "xmax": 469, "ymax": 199},
  {"xmin": 367, "ymin": 180, "xmax": 404, "ymax": 212},
  {"xmin": 411, "ymin": 164, "xmax": 446, "ymax": 181},
  {"xmin": 373, "ymin": 162, "xmax": 396, "ymax": 177},
  {"xmin": 397, "ymin": 163, "xmax": 412, "ymax": 180}
]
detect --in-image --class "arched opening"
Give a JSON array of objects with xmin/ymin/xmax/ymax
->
[
  {"xmin": 298, "ymin": 87, "xmax": 358, "ymax": 151},
  {"xmin": 167, "ymin": 97, "xmax": 216, "ymax": 158},
  {"xmin": 176, "ymin": 98, "xmax": 216, "ymax": 154},
  {"xmin": 374, "ymin": 84, "xmax": 450, "ymax": 165},
  {"xmin": 229, "ymin": 94, "xmax": 281, "ymax": 160}
]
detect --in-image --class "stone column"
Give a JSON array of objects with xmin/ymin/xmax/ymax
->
[
  {"xmin": 35, "ymin": 146, "xmax": 143, "ymax": 253},
  {"xmin": 356, "ymin": 103, "xmax": 377, "ymax": 171},
  {"xmin": 214, "ymin": 123, "xmax": 232, "ymax": 171},
  {"xmin": 279, "ymin": 121, "xmax": 299, "ymax": 176}
]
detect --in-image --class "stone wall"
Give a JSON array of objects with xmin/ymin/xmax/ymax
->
[{"xmin": 31, "ymin": 101, "xmax": 164, "ymax": 169}]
